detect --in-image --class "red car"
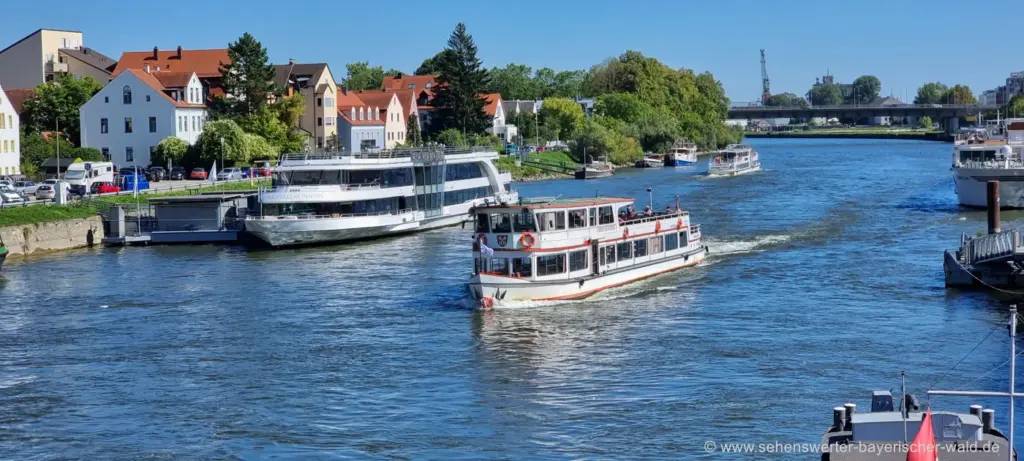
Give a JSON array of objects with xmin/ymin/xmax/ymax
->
[
  {"xmin": 90, "ymin": 181, "xmax": 121, "ymax": 194},
  {"xmin": 190, "ymin": 168, "xmax": 208, "ymax": 180}
]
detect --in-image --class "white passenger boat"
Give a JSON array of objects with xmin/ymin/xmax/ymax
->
[
  {"xmin": 663, "ymin": 141, "xmax": 698, "ymax": 167},
  {"xmin": 467, "ymin": 197, "xmax": 707, "ymax": 304},
  {"xmin": 635, "ymin": 155, "xmax": 664, "ymax": 168},
  {"xmin": 245, "ymin": 147, "xmax": 518, "ymax": 246},
  {"xmin": 952, "ymin": 119, "xmax": 1024, "ymax": 208},
  {"xmin": 707, "ymin": 144, "xmax": 761, "ymax": 176}
]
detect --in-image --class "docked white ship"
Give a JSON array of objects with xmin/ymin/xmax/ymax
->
[
  {"xmin": 245, "ymin": 147, "xmax": 518, "ymax": 246},
  {"xmin": 663, "ymin": 140, "xmax": 698, "ymax": 167},
  {"xmin": 467, "ymin": 197, "xmax": 707, "ymax": 304},
  {"xmin": 952, "ymin": 119, "xmax": 1024, "ymax": 208},
  {"xmin": 707, "ymin": 144, "xmax": 761, "ymax": 176}
]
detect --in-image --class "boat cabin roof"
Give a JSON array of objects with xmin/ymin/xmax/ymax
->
[{"xmin": 475, "ymin": 197, "xmax": 632, "ymax": 211}]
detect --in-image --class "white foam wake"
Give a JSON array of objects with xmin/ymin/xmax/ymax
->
[{"xmin": 705, "ymin": 234, "xmax": 790, "ymax": 257}]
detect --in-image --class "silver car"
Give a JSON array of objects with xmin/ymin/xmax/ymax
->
[
  {"xmin": 35, "ymin": 185, "xmax": 56, "ymax": 201},
  {"xmin": 217, "ymin": 168, "xmax": 244, "ymax": 180},
  {"xmin": 0, "ymin": 185, "xmax": 24, "ymax": 204},
  {"xmin": 14, "ymin": 181, "xmax": 39, "ymax": 196}
]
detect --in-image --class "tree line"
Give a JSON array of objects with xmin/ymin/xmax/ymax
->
[{"xmin": 763, "ymin": 76, "xmax": 979, "ymax": 108}]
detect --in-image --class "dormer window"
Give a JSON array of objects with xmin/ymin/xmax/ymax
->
[
  {"xmin": 359, "ymin": 107, "xmax": 364, "ymax": 120},
  {"xmin": 351, "ymin": 107, "xmax": 356, "ymax": 120},
  {"xmin": 425, "ymin": 83, "xmax": 432, "ymax": 89},
  {"xmin": 123, "ymin": 85, "xmax": 132, "ymax": 104}
]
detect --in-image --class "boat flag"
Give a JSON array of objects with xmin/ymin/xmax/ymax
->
[
  {"xmin": 907, "ymin": 409, "xmax": 938, "ymax": 461},
  {"xmin": 210, "ymin": 161, "xmax": 217, "ymax": 184},
  {"xmin": 480, "ymin": 243, "xmax": 494, "ymax": 257}
]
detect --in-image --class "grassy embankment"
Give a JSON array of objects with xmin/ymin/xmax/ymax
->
[
  {"xmin": 0, "ymin": 179, "xmax": 269, "ymax": 227},
  {"xmin": 496, "ymin": 150, "xmax": 578, "ymax": 181}
]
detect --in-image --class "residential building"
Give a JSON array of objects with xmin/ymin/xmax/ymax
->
[
  {"xmin": 273, "ymin": 62, "xmax": 337, "ymax": 150},
  {"xmin": 483, "ymin": 93, "xmax": 516, "ymax": 142},
  {"xmin": 0, "ymin": 28, "xmax": 114, "ymax": 88},
  {"xmin": 80, "ymin": 69, "xmax": 207, "ymax": 167},
  {"xmin": 353, "ymin": 90, "xmax": 406, "ymax": 148},
  {"xmin": 112, "ymin": 47, "xmax": 230, "ymax": 102},
  {"xmin": 980, "ymin": 89, "xmax": 999, "ymax": 106},
  {"xmin": 379, "ymin": 89, "xmax": 420, "ymax": 132},
  {"xmin": 381, "ymin": 73, "xmax": 436, "ymax": 92},
  {"xmin": 336, "ymin": 91, "xmax": 384, "ymax": 153},
  {"xmin": 4, "ymin": 88, "xmax": 34, "ymax": 115},
  {"xmin": 0, "ymin": 82, "xmax": 21, "ymax": 176}
]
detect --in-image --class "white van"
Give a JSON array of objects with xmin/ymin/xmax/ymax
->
[{"xmin": 65, "ymin": 161, "xmax": 114, "ymax": 195}]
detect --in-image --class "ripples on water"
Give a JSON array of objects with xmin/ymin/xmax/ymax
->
[{"xmin": 0, "ymin": 138, "xmax": 1021, "ymax": 459}]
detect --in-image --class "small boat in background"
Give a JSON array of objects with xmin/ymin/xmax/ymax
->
[
  {"xmin": 575, "ymin": 162, "xmax": 614, "ymax": 179},
  {"xmin": 664, "ymin": 141, "xmax": 698, "ymax": 167},
  {"xmin": 635, "ymin": 154, "xmax": 663, "ymax": 168},
  {"xmin": 707, "ymin": 144, "xmax": 761, "ymax": 176}
]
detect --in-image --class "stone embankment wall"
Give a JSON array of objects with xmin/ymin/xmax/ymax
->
[{"xmin": 0, "ymin": 216, "xmax": 102, "ymax": 257}]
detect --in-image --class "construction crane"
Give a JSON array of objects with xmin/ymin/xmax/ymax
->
[{"xmin": 760, "ymin": 49, "xmax": 771, "ymax": 105}]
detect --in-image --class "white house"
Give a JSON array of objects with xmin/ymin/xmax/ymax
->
[
  {"xmin": 80, "ymin": 68, "xmax": 207, "ymax": 167},
  {"xmin": 0, "ymin": 81, "xmax": 20, "ymax": 176}
]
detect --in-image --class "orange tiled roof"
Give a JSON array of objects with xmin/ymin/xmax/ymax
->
[
  {"xmin": 152, "ymin": 72, "xmax": 193, "ymax": 88},
  {"xmin": 381, "ymin": 74, "xmax": 436, "ymax": 91},
  {"xmin": 113, "ymin": 48, "xmax": 229, "ymax": 78},
  {"xmin": 337, "ymin": 109, "xmax": 385, "ymax": 126},
  {"xmin": 3, "ymin": 88, "xmax": 35, "ymax": 115},
  {"xmin": 483, "ymin": 93, "xmax": 502, "ymax": 116},
  {"xmin": 125, "ymin": 69, "xmax": 205, "ymax": 108}
]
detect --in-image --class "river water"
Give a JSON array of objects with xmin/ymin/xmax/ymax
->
[{"xmin": 0, "ymin": 138, "xmax": 1020, "ymax": 459}]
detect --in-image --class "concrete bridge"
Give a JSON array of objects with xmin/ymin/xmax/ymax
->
[{"xmin": 727, "ymin": 103, "xmax": 999, "ymax": 132}]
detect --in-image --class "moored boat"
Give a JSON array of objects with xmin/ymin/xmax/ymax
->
[
  {"xmin": 574, "ymin": 162, "xmax": 614, "ymax": 180},
  {"xmin": 635, "ymin": 154, "xmax": 664, "ymax": 168},
  {"xmin": 664, "ymin": 140, "xmax": 698, "ymax": 167},
  {"xmin": 952, "ymin": 119, "xmax": 1024, "ymax": 208},
  {"xmin": 467, "ymin": 197, "xmax": 707, "ymax": 304},
  {"xmin": 707, "ymin": 144, "xmax": 761, "ymax": 176}
]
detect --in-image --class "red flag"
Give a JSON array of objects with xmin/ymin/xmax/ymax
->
[{"xmin": 907, "ymin": 409, "xmax": 939, "ymax": 461}]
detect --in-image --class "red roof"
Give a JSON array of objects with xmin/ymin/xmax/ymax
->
[
  {"xmin": 112, "ymin": 48, "xmax": 229, "ymax": 78},
  {"xmin": 152, "ymin": 72, "xmax": 193, "ymax": 88},
  {"xmin": 125, "ymin": 69, "xmax": 205, "ymax": 108},
  {"xmin": 483, "ymin": 93, "xmax": 502, "ymax": 116},
  {"xmin": 335, "ymin": 90, "xmax": 385, "ymax": 125},
  {"xmin": 3, "ymin": 88, "xmax": 35, "ymax": 115},
  {"xmin": 381, "ymin": 74, "xmax": 436, "ymax": 91}
]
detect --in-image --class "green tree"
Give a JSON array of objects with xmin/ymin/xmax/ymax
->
[
  {"xmin": 487, "ymin": 63, "xmax": 536, "ymax": 100},
  {"xmin": 415, "ymin": 51, "xmax": 448, "ymax": 76},
  {"xmin": 436, "ymin": 128, "xmax": 467, "ymax": 146},
  {"xmin": 430, "ymin": 23, "xmax": 491, "ymax": 134},
  {"xmin": 633, "ymin": 107, "xmax": 682, "ymax": 152},
  {"xmin": 150, "ymin": 136, "xmax": 191, "ymax": 168},
  {"xmin": 217, "ymin": 32, "xmax": 278, "ymax": 116},
  {"xmin": 241, "ymin": 133, "xmax": 276, "ymax": 160},
  {"xmin": 1007, "ymin": 94, "xmax": 1024, "ymax": 117},
  {"xmin": 237, "ymin": 106, "xmax": 288, "ymax": 153},
  {"xmin": 540, "ymin": 97, "xmax": 586, "ymax": 140},
  {"xmin": 944, "ymin": 85, "xmax": 976, "ymax": 104},
  {"xmin": 21, "ymin": 74, "xmax": 103, "ymax": 145},
  {"xmin": 553, "ymin": 70, "xmax": 587, "ymax": 98},
  {"xmin": 18, "ymin": 127, "xmax": 74, "ymax": 174},
  {"xmin": 343, "ymin": 62, "xmax": 389, "ymax": 91},
  {"xmin": 571, "ymin": 120, "xmax": 641, "ymax": 165},
  {"xmin": 765, "ymin": 92, "xmax": 808, "ymax": 108},
  {"xmin": 67, "ymin": 147, "xmax": 104, "ymax": 162},
  {"xmin": 594, "ymin": 92, "xmax": 651, "ymax": 123},
  {"xmin": 914, "ymin": 82, "xmax": 949, "ymax": 104},
  {"xmin": 918, "ymin": 116, "xmax": 933, "ymax": 129},
  {"xmin": 406, "ymin": 116, "xmax": 422, "ymax": 146},
  {"xmin": 849, "ymin": 75, "xmax": 881, "ymax": 104},
  {"xmin": 194, "ymin": 119, "xmax": 248, "ymax": 166},
  {"xmin": 807, "ymin": 83, "xmax": 844, "ymax": 106}
]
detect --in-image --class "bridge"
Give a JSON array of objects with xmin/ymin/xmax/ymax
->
[{"xmin": 727, "ymin": 103, "xmax": 999, "ymax": 132}]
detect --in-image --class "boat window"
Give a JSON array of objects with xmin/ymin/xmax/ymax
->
[
  {"xmin": 483, "ymin": 258, "xmax": 510, "ymax": 275},
  {"xmin": 445, "ymin": 186, "xmax": 492, "ymax": 206},
  {"xmin": 513, "ymin": 211, "xmax": 536, "ymax": 232},
  {"xmin": 602, "ymin": 245, "xmax": 616, "ymax": 265},
  {"xmin": 634, "ymin": 239, "xmax": 648, "ymax": 258},
  {"xmin": 536, "ymin": 254, "xmax": 566, "ymax": 276},
  {"xmin": 272, "ymin": 171, "xmax": 290, "ymax": 187},
  {"xmin": 568, "ymin": 208, "xmax": 587, "ymax": 229},
  {"xmin": 491, "ymin": 213, "xmax": 512, "ymax": 233},
  {"xmin": 445, "ymin": 163, "xmax": 483, "ymax": 181},
  {"xmin": 589, "ymin": 207, "xmax": 597, "ymax": 227},
  {"xmin": 617, "ymin": 241, "xmax": 632, "ymax": 261},
  {"xmin": 664, "ymin": 233, "xmax": 679, "ymax": 251},
  {"xmin": 649, "ymin": 236, "xmax": 663, "ymax": 254},
  {"xmin": 475, "ymin": 214, "xmax": 490, "ymax": 233},
  {"xmin": 600, "ymin": 206, "xmax": 616, "ymax": 225},
  {"xmin": 288, "ymin": 170, "xmax": 323, "ymax": 185},
  {"xmin": 537, "ymin": 211, "xmax": 566, "ymax": 231},
  {"xmin": 679, "ymin": 231, "xmax": 688, "ymax": 245},
  {"xmin": 512, "ymin": 257, "xmax": 532, "ymax": 278},
  {"xmin": 569, "ymin": 250, "xmax": 588, "ymax": 272}
]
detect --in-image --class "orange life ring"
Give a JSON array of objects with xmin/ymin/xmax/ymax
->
[
  {"xmin": 478, "ymin": 233, "xmax": 488, "ymax": 244},
  {"xmin": 677, "ymin": 217, "xmax": 683, "ymax": 228},
  {"xmin": 520, "ymin": 232, "xmax": 536, "ymax": 248},
  {"xmin": 655, "ymin": 221, "xmax": 662, "ymax": 233},
  {"xmin": 623, "ymin": 227, "xmax": 629, "ymax": 239}
]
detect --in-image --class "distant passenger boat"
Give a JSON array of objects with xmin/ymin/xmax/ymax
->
[
  {"xmin": 707, "ymin": 144, "xmax": 761, "ymax": 176},
  {"xmin": 664, "ymin": 141, "xmax": 698, "ymax": 167}
]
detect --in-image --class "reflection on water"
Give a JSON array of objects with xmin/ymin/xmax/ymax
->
[{"xmin": 0, "ymin": 138, "xmax": 1022, "ymax": 459}]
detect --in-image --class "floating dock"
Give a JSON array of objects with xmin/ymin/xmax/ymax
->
[
  {"xmin": 944, "ymin": 181, "xmax": 1024, "ymax": 289},
  {"xmin": 102, "ymin": 192, "xmax": 255, "ymax": 245}
]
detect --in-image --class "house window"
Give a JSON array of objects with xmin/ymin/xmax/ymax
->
[
  {"xmin": 125, "ymin": 147, "xmax": 134, "ymax": 163},
  {"xmin": 324, "ymin": 97, "xmax": 333, "ymax": 107},
  {"xmin": 100, "ymin": 118, "xmax": 108, "ymax": 133},
  {"xmin": 192, "ymin": 116, "xmax": 197, "ymax": 131},
  {"xmin": 124, "ymin": 117, "xmax": 133, "ymax": 133},
  {"xmin": 104, "ymin": 96, "xmax": 109, "ymax": 103},
  {"xmin": 408, "ymin": 83, "xmax": 415, "ymax": 89},
  {"xmin": 317, "ymin": 97, "xmax": 322, "ymax": 107},
  {"xmin": 0, "ymin": 114, "xmax": 5, "ymax": 129},
  {"xmin": 73, "ymin": 73, "xmax": 82, "ymax": 79},
  {"xmin": 178, "ymin": 116, "xmax": 183, "ymax": 131},
  {"xmin": 123, "ymin": 85, "xmax": 132, "ymax": 104},
  {"xmin": 149, "ymin": 117, "xmax": 157, "ymax": 133},
  {"xmin": 425, "ymin": 82, "xmax": 432, "ymax": 89},
  {"xmin": 101, "ymin": 148, "xmax": 109, "ymax": 160},
  {"xmin": 325, "ymin": 116, "xmax": 333, "ymax": 126},
  {"xmin": 317, "ymin": 117, "xmax": 323, "ymax": 127}
]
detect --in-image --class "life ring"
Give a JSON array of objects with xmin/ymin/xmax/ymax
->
[
  {"xmin": 655, "ymin": 221, "xmax": 662, "ymax": 233},
  {"xmin": 478, "ymin": 233, "xmax": 488, "ymax": 244},
  {"xmin": 623, "ymin": 227, "xmax": 629, "ymax": 239},
  {"xmin": 520, "ymin": 232, "xmax": 536, "ymax": 248},
  {"xmin": 677, "ymin": 217, "xmax": 683, "ymax": 228}
]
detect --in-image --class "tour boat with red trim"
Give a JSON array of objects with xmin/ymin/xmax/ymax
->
[{"xmin": 467, "ymin": 197, "xmax": 708, "ymax": 305}]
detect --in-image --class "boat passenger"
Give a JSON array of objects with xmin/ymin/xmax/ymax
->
[{"xmin": 643, "ymin": 205, "xmax": 652, "ymax": 216}]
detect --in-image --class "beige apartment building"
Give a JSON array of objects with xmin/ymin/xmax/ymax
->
[
  {"xmin": 0, "ymin": 29, "xmax": 117, "ymax": 89},
  {"xmin": 273, "ymin": 62, "xmax": 338, "ymax": 150}
]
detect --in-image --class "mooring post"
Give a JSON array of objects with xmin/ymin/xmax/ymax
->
[{"xmin": 988, "ymin": 180, "xmax": 1000, "ymax": 234}]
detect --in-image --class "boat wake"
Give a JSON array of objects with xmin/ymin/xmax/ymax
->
[{"xmin": 704, "ymin": 234, "xmax": 790, "ymax": 257}]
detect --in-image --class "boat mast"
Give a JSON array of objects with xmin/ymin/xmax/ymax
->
[{"xmin": 901, "ymin": 370, "xmax": 907, "ymax": 443}]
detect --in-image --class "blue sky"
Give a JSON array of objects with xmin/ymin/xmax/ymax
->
[{"xmin": 4, "ymin": 0, "xmax": 1020, "ymax": 102}]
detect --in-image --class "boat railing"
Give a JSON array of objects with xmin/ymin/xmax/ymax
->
[
  {"xmin": 619, "ymin": 211, "xmax": 688, "ymax": 226},
  {"xmin": 278, "ymin": 146, "xmax": 492, "ymax": 163},
  {"xmin": 689, "ymin": 224, "xmax": 701, "ymax": 235},
  {"xmin": 248, "ymin": 208, "xmax": 415, "ymax": 220},
  {"xmin": 959, "ymin": 160, "xmax": 1024, "ymax": 169}
]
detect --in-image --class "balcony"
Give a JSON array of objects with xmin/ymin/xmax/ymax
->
[{"xmin": 46, "ymin": 61, "xmax": 68, "ymax": 73}]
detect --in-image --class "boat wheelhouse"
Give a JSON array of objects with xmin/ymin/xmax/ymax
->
[
  {"xmin": 664, "ymin": 141, "xmax": 698, "ymax": 167},
  {"xmin": 245, "ymin": 147, "xmax": 517, "ymax": 246},
  {"xmin": 952, "ymin": 119, "xmax": 1024, "ymax": 208},
  {"xmin": 708, "ymin": 144, "xmax": 761, "ymax": 176},
  {"xmin": 467, "ymin": 197, "xmax": 707, "ymax": 304},
  {"xmin": 635, "ymin": 154, "xmax": 664, "ymax": 168}
]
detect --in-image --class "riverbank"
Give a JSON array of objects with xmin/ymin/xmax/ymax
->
[
  {"xmin": 0, "ymin": 215, "xmax": 101, "ymax": 258},
  {"xmin": 498, "ymin": 151, "xmax": 578, "ymax": 181},
  {"xmin": 744, "ymin": 129, "xmax": 952, "ymax": 142}
]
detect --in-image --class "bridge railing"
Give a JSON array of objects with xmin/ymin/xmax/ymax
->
[{"xmin": 964, "ymin": 230, "xmax": 1019, "ymax": 266}]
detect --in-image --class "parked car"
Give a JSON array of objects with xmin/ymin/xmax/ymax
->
[
  {"xmin": 119, "ymin": 174, "xmax": 150, "ymax": 192},
  {"xmin": 190, "ymin": 168, "xmax": 208, "ymax": 180},
  {"xmin": 35, "ymin": 185, "xmax": 56, "ymax": 201},
  {"xmin": 14, "ymin": 181, "xmax": 39, "ymax": 196},
  {"xmin": 0, "ymin": 185, "xmax": 24, "ymax": 204},
  {"xmin": 90, "ymin": 181, "xmax": 121, "ymax": 194},
  {"xmin": 148, "ymin": 166, "xmax": 166, "ymax": 181},
  {"xmin": 169, "ymin": 166, "xmax": 187, "ymax": 180},
  {"xmin": 217, "ymin": 168, "xmax": 244, "ymax": 181}
]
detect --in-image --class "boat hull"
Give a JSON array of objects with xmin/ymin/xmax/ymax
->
[
  {"xmin": 953, "ymin": 167, "xmax": 1024, "ymax": 208},
  {"xmin": 468, "ymin": 247, "xmax": 707, "ymax": 302},
  {"xmin": 245, "ymin": 211, "xmax": 470, "ymax": 247},
  {"xmin": 664, "ymin": 154, "xmax": 698, "ymax": 167},
  {"xmin": 575, "ymin": 170, "xmax": 614, "ymax": 180},
  {"xmin": 707, "ymin": 165, "xmax": 762, "ymax": 177}
]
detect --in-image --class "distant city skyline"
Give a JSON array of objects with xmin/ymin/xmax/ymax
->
[{"xmin": 2, "ymin": 0, "xmax": 1020, "ymax": 103}]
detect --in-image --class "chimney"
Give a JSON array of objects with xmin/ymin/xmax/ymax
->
[
  {"xmin": 176, "ymin": 46, "xmax": 182, "ymax": 59},
  {"xmin": 83, "ymin": 48, "xmax": 89, "ymax": 55},
  {"xmin": 144, "ymin": 64, "xmax": 151, "ymax": 73},
  {"xmin": 153, "ymin": 46, "xmax": 159, "ymax": 60}
]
